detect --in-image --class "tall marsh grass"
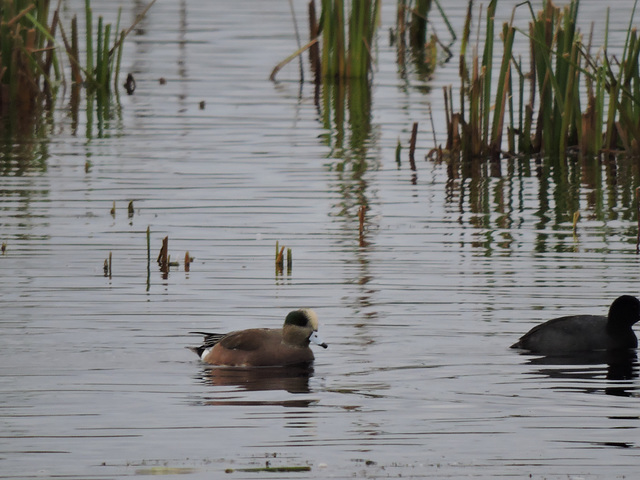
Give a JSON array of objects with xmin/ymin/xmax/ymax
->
[
  {"xmin": 440, "ymin": 0, "xmax": 640, "ymax": 160},
  {"xmin": 1, "ymin": 0, "xmax": 156, "ymax": 126},
  {"xmin": 0, "ymin": 0, "xmax": 59, "ymax": 116},
  {"xmin": 272, "ymin": 0, "xmax": 380, "ymax": 82},
  {"xmin": 318, "ymin": 0, "xmax": 380, "ymax": 79}
]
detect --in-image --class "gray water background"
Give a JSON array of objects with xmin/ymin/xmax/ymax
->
[{"xmin": 1, "ymin": 0, "xmax": 640, "ymax": 478}]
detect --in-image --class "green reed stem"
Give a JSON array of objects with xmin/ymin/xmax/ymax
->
[
  {"xmin": 95, "ymin": 15, "xmax": 103, "ymax": 87},
  {"xmin": 490, "ymin": 21, "xmax": 514, "ymax": 155},
  {"xmin": 114, "ymin": 30, "xmax": 124, "ymax": 92},
  {"xmin": 100, "ymin": 23, "xmax": 112, "ymax": 88},
  {"xmin": 85, "ymin": 0, "xmax": 93, "ymax": 77},
  {"xmin": 408, "ymin": 0, "xmax": 431, "ymax": 48},
  {"xmin": 481, "ymin": 0, "xmax": 496, "ymax": 148},
  {"xmin": 433, "ymin": 0, "xmax": 455, "ymax": 41},
  {"xmin": 319, "ymin": 0, "xmax": 379, "ymax": 79}
]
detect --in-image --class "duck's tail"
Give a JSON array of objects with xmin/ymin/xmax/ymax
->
[{"xmin": 188, "ymin": 331, "xmax": 227, "ymax": 359}]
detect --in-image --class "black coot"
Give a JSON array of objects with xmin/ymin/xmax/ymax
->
[{"xmin": 511, "ymin": 295, "xmax": 640, "ymax": 354}]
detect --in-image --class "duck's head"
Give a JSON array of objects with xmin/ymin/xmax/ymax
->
[{"xmin": 284, "ymin": 308, "xmax": 328, "ymax": 348}]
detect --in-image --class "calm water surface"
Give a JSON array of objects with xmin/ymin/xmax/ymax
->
[{"xmin": 1, "ymin": 0, "xmax": 640, "ymax": 478}]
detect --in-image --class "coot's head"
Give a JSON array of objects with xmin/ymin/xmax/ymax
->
[{"xmin": 608, "ymin": 295, "xmax": 640, "ymax": 330}]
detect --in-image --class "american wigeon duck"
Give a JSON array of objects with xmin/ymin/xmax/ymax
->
[
  {"xmin": 189, "ymin": 308, "xmax": 328, "ymax": 366},
  {"xmin": 511, "ymin": 295, "xmax": 640, "ymax": 354}
]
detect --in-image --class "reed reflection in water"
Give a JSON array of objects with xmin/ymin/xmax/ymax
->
[{"xmin": 436, "ymin": 153, "xmax": 640, "ymax": 254}]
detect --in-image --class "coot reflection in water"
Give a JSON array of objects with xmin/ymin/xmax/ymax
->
[{"xmin": 518, "ymin": 349, "xmax": 639, "ymax": 397}]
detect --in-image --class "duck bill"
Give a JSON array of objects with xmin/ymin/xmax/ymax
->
[{"xmin": 309, "ymin": 331, "xmax": 328, "ymax": 349}]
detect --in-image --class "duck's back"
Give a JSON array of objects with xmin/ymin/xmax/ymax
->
[
  {"xmin": 208, "ymin": 328, "xmax": 315, "ymax": 366},
  {"xmin": 510, "ymin": 314, "xmax": 631, "ymax": 353},
  {"xmin": 217, "ymin": 328, "xmax": 280, "ymax": 351}
]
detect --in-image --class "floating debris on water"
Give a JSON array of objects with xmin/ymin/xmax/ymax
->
[
  {"xmin": 103, "ymin": 252, "xmax": 112, "ymax": 278},
  {"xmin": 124, "ymin": 73, "xmax": 136, "ymax": 94},
  {"xmin": 409, "ymin": 121, "xmax": 418, "ymax": 171},
  {"xmin": 225, "ymin": 462, "xmax": 311, "ymax": 473},
  {"xmin": 135, "ymin": 467, "xmax": 195, "ymax": 475},
  {"xmin": 157, "ymin": 236, "xmax": 169, "ymax": 273}
]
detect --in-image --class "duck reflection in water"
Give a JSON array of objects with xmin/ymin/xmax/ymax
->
[
  {"xmin": 197, "ymin": 364, "xmax": 314, "ymax": 393},
  {"xmin": 192, "ymin": 364, "xmax": 317, "ymax": 407},
  {"xmin": 511, "ymin": 296, "xmax": 640, "ymax": 396}
]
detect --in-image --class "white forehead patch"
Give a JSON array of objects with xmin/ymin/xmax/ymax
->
[{"xmin": 302, "ymin": 308, "xmax": 319, "ymax": 330}]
